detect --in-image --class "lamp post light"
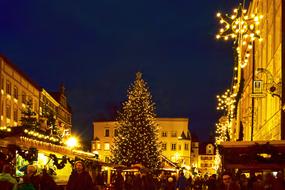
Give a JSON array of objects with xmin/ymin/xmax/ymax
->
[{"xmin": 65, "ymin": 136, "xmax": 78, "ymax": 149}]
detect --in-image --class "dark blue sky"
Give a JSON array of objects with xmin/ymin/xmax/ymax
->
[{"xmin": 0, "ymin": 0, "xmax": 238, "ymax": 141}]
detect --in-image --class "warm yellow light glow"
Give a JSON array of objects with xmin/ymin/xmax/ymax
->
[
  {"xmin": 66, "ymin": 137, "xmax": 78, "ymax": 148},
  {"xmin": 215, "ymin": 3, "xmax": 263, "ymax": 69},
  {"xmin": 38, "ymin": 153, "xmax": 48, "ymax": 165}
]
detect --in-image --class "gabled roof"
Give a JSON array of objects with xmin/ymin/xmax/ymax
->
[
  {"xmin": 179, "ymin": 131, "xmax": 191, "ymax": 140},
  {"xmin": 0, "ymin": 54, "xmax": 41, "ymax": 90},
  {"xmin": 199, "ymin": 142, "xmax": 216, "ymax": 155}
]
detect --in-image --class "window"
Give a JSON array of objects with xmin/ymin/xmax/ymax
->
[
  {"xmin": 13, "ymin": 108, "xmax": 18, "ymax": 122},
  {"xmin": 105, "ymin": 129, "xmax": 110, "ymax": 137},
  {"xmin": 22, "ymin": 92, "xmax": 26, "ymax": 104},
  {"xmin": 171, "ymin": 131, "xmax": 177, "ymax": 137},
  {"xmin": 178, "ymin": 144, "xmax": 181, "ymax": 150},
  {"xmin": 6, "ymin": 104, "xmax": 11, "ymax": 118},
  {"xmin": 114, "ymin": 129, "xmax": 118, "ymax": 137},
  {"xmin": 97, "ymin": 143, "xmax": 101, "ymax": 150},
  {"xmin": 104, "ymin": 143, "xmax": 110, "ymax": 150},
  {"xmin": 0, "ymin": 76, "xmax": 4, "ymax": 90},
  {"xmin": 171, "ymin": 144, "xmax": 176, "ymax": 151},
  {"xmin": 162, "ymin": 131, "xmax": 167, "ymax": 137},
  {"xmin": 185, "ymin": 143, "xmax": 189, "ymax": 150},
  {"xmin": 1, "ymin": 102, "xmax": 3, "ymax": 116},
  {"xmin": 6, "ymin": 80, "xmax": 11, "ymax": 95},
  {"xmin": 206, "ymin": 144, "xmax": 214, "ymax": 154},
  {"xmin": 14, "ymin": 86, "xmax": 18, "ymax": 99},
  {"xmin": 92, "ymin": 144, "xmax": 96, "ymax": 150},
  {"xmin": 162, "ymin": 143, "xmax": 167, "ymax": 150}
]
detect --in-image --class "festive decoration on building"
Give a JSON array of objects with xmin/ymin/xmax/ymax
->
[
  {"xmin": 17, "ymin": 147, "xmax": 38, "ymax": 163},
  {"xmin": 23, "ymin": 128, "xmax": 61, "ymax": 144},
  {"xmin": 215, "ymin": 117, "xmax": 230, "ymax": 144},
  {"xmin": 111, "ymin": 72, "xmax": 161, "ymax": 169},
  {"xmin": 49, "ymin": 154, "xmax": 67, "ymax": 169},
  {"xmin": 216, "ymin": 3, "xmax": 263, "ymax": 68},
  {"xmin": 5, "ymin": 145, "xmax": 38, "ymax": 164},
  {"xmin": 213, "ymin": 149, "xmax": 222, "ymax": 173},
  {"xmin": 40, "ymin": 102, "xmax": 61, "ymax": 137},
  {"xmin": 216, "ymin": 89, "xmax": 237, "ymax": 119},
  {"xmin": 21, "ymin": 99, "xmax": 38, "ymax": 130}
]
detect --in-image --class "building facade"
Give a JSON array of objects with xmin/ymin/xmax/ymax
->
[
  {"xmin": 92, "ymin": 118, "xmax": 192, "ymax": 166},
  {"xmin": 0, "ymin": 55, "xmax": 72, "ymax": 137},
  {"xmin": 190, "ymin": 136, "xmax": 199, "ymax": 171},
  {"xmin": 0, "ymin": 56, "xmax": 40, "ymax": 128},
  {"xmin": 229, "ymin": 0, "xmax": 284, "ymax": 141},
  {"xmin": 198, "ymin": 143, "xmax": 216, "ymax": 176}
]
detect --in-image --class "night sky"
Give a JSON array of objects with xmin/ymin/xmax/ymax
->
[{"xmin": 0, "ymin": 0, "xmax": 239, "ymax": 142}]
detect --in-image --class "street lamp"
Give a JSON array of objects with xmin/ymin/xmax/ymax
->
[{"xmin": 65, "ymin": 136, "xmax": 78, "ymax": 148}]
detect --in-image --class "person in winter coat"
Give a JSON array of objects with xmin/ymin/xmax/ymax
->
[
  {"xmin": 27, "ymin": 165, "xmax": 41, "ymax": 190},
  {"xmin": 218, "ymin": 172, "xmax": 240, "ymax": 190},
  {"xmin": 39, "ymin": 168, "xmax": 57, "ymax": 190},
  {"xmin": 113, "ymin": 171, "xmax": 124, "ymax": 190},
  {"xmin": 66, "ymin": 160, "xmax": 94, "ymax": 190},
  {"xmin": 18, "ymin": 176, "xmax": 36, "ymax": 190},
  {"xmin": 176, "ymin": 171, "xmax": 187, "ymax": 190}
]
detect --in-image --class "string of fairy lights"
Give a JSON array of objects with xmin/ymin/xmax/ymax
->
[
  {"xmin": 215, "ymin": 1, "xmax": 263, "ymax": 143},
  {"xmin": 216, "ymin": 2, "xmax": 263, "ymax": 68},
  {"xmin": 214, "ymin": 0, "xmax": 264, "ymax": 172}
]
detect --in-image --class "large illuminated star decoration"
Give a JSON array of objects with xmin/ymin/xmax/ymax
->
[{"xmin": 216, "ymin": 3, "xmax": 263, "ymax": 68}]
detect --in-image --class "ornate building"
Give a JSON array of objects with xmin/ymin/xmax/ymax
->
[
  {"xmin": 214, "ymin": 0, "xmax": 285, "ymax": 172},
  {"xmin": 92, "ymin": 118, "xmax": 192, "ymax": 166},
  {"xmin": 198, "ymin": 142, "xmax": 216, "ymax": 176},
  {"xmin": 0, "ymin": 55, "xmax": 72, "ymax": 137},
  {"xmin": 0, "ymin": 55, "xmax": 40, "ymax": 128},
  {"xmin": 221, "ymin": 0, "xmax": 284, "ymax": 141},
  {"xmin": 238, "ymin": 0, "xmax": 283, "ymax": 141}
]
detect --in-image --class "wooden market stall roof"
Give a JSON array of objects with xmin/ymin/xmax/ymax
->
[{"xmin": 219, "ymin": 140, "xmax": 285, "ymax": 170}]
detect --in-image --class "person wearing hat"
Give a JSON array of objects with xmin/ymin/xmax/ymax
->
[{"xmin": 67, "ymin": 160, "xmax": 94, "ymax": 190}]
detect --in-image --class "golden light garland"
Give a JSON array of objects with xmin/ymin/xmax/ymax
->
[
  {"xmin": 215, "ymin": 121, "xmax": 229, "ymax": 144},
  {"xmin": 215, "ymin": 89, "xmax": 237, "ymax": 145},
  {"xmin": 216, "ymin": 89, "xmax": 237, "ymax": 118},
  {"xmin": 216, "ymin": 3, "xmax": 263, "ymax": 68}
]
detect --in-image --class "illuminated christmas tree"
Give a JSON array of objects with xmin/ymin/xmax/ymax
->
[{"xmin": 111, "ymin": 72, "xmax": 161, "ymax": 169}]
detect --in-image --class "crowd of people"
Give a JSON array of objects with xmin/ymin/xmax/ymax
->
[
  {"xmin": 0, "ymin": 164, "xmax": 57, "ymax": 190},
  {"xmin": 1, "ymin": 160, "xmax": 285, "ymax": 190},
  {"xmin": 107, "ymin": 170, "xmax": 285, "ymax": 190}
]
